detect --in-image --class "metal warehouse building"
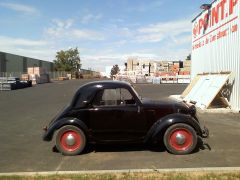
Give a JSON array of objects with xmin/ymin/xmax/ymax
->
[
  {"xmin": 191, "ymin": 0, "xmax": 240, "ymax": 112},
  {"xmin": 0, "ymin": 51, "xmax": 53, "ymax": 75}
]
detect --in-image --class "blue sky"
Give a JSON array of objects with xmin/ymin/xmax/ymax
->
[{"xmin": 0, "ymin": 0, "xmax": 211, "ymax": 71}]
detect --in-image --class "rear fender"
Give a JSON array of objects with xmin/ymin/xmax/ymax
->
[
  {"xmin": 43, "ymin": 117, "xmax": 88, "ymax": 141},
  {"xmin": 145, "ymin": 113, "xmax": 202, "ymax": 143}
]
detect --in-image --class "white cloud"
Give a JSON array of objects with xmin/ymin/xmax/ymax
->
[
  {"xmin": 0, "ymin": 36, "xmax": 47, "ymax": 47},
  {"xmin": 135, "ymin": 19, "xmax": 191, "ymax": 43},
  {"xmin": 138, "ymin": 20, "xmax": 190, "ymax": 34},
  {"xmin": 118, "ymin": 27, "xmax": 132, "ymax": 37},
  {"xmin": 0, "ymin": 2, "xmax": 39, "ymax": 15},
  {"xmin": 52, "ymin": 19, "xmax": 74, "ymax": 29},
  {"xmin": 158, "ymin": 48, "xmax": 190, "ymax": 60},
  {"xmin": 111, "ymin": 40, "xmax": 127, "ymax": 47},
  {"xmin": 71, "ymin": 29, "xmax": 104, "ymax": 40},
  {"xmin": 110, "ymin": 18, "xmax": 125, "ymax": 23},
  {"xmin": 81, "ymin": 13, "xmax": 102, "ymax": 24},
  {"xmin": 45, "ymin": 19, "xmax": 74, "ymax": 37},
  {"xmin": 170, "ymin": 35, "xmax": 192, "ymax": 46},
  {"xmin": 81, "ymin": 52, "xmax": 160, "ymax": 71},
  {"xmin": 0, "ymin": 36, "xmax": 55, "ymax": 61},
  {"xmin": 0, "ymin": 45, "xmax": 55, "ymax": 61},
  {"xmin": 13, "ymin": 48, "xmax": 56, "ymax": 61},
  {"xmin": 81, "ymin": 54, "xmax": 125, "ymax": 71},
  {"xmin": 127, "ymin": 1, "xmax": 163, "ymax": 12},
  {"xmin": 45, "ymin": 19, "xmax": 104, "ymax": 41}
]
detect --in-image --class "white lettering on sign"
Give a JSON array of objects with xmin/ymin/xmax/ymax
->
[
  {"xmin": 192, "ymin": 0, "xmax": 239, "ymax": 50},
  {"xmin": 193, "ymin": 0, "xmax": 238, "ymax": 38}
]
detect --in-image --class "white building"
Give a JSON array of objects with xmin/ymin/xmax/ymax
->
[{"xmin": 191, "ymin": 0, "xmax": 240, "ymax": 111}]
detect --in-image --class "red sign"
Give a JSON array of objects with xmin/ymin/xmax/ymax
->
[{"xmin": 193, "ymin": 0, "xmax": 238, "ymax": 39}]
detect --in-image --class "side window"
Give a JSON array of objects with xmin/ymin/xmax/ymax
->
[
  {"xmin": 74, "ymin": 90, "xmax": 94, "ymax": 108},
  {"xmin": 120, "ymin": 88, "xmax": 135, "ymax": 104},
  {"xmin": 102, "ymin": 89, "xmax": 120, "ymax": 106},
  {"xmin": 92, "ymin": 88, "xmax": 136, "ymax": 106}
]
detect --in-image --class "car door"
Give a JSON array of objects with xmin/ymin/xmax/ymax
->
[{"xmin": 88, "ymin": 88, "xmax": 147, "ymax": 142}]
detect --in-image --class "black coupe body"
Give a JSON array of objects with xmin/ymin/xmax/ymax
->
[{"xmin": 43, "ymin": 80, "xmax": 209, "ymax": 155}]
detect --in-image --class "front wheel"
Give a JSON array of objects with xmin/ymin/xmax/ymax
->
[
  {"xmin": 163, "ymin": 123, "xmax": 197, "ymax": 155},
  {"xmin": 56, "ymin": 125, "xmax": 86, "ymax": 156}
]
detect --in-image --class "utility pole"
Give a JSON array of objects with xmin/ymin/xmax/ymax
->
[{"xmin": 148, "ymin": 62, "xmax": 151, "ymax": 76}]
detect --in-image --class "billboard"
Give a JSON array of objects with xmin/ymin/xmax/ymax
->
[{"xmin": 191, "ymin": 0, "xmax": 240, "ymax": 111}]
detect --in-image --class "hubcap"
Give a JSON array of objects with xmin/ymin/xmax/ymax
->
[
  {"xmin": 169, "ymin": 128, "xmax": 193, "ymax": 151},
  {"xmin": 175, "ymin": 133, "xmax": 186, "ymax": 145},
  {"xmin": 65, "ymin": 134, "xmax": 76, "ymax": 146},
  {"xmin": 60, "ymin": 130, "xmax": 81, "ymax": 152}
]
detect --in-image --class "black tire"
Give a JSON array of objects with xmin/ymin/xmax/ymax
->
[
  {"xmin": 56, "ymin": 125, "xmax": 86, "ymax": 156},
  {"xmin": 163, "ymin": 123, "xmax": 197, "ymax": 155}
]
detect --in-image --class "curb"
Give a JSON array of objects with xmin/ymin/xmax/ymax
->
[{"xmin": 1, "ymin": 167, "xmax": 240, "ymax": 176}]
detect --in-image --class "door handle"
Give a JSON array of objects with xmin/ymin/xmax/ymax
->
[{"xmin": 137, "ymin": 106, "xmax": 141, "ymax": 113}]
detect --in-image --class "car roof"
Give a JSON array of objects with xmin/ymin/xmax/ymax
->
[
  {"xmin": 72, "ymin": 80, "xmax": 133, "ymax": 103},
  {"xmin": 71, "ymin": 80, "xmax": 140, "ymax": 107},
  {"xmin": 81, "ymin": 80, "xmax": 132, "ymax": 89}
]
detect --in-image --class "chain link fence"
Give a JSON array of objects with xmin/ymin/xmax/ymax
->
[
  {"xmin": 0, "ymin": 71, "xmax": 101, "ymax": 80},
  {"xmin": 0, "ymin": 71, "xmax": 70, "ymax": 80}
]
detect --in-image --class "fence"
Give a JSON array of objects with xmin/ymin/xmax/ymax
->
[
  {"xmin": 0, "ymin": 71, "xmax": 71, "ymax": 80},
  {"xmin": 0, "ymin": 72, "xmax": 23, "ymax": 78},
  {"xmin": 116, "ymin": 74, "xmax": 191, "ymax": 84},
  {"xmin": 0, "ymin": 71, "xmax": 102, "ymax": 80}
]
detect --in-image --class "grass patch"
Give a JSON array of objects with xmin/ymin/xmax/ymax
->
[{"xmin": 1, "ymin": 172, "xmax": 240, "ymax": 180}]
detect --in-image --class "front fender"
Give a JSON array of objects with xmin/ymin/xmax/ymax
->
[
  {"xmin": 43, "ymin": 117, "xmax": 88, "ymax": 141},
  {"xmin": 145, "ymin": 113, "xmax": 203, "ymax": 143}
]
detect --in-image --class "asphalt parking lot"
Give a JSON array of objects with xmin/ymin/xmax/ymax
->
[{"xmin": 0, "ymin": 79, "xmax": 240, "ymax": 173}]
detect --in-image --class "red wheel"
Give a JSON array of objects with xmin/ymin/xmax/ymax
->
[
  {"xmin": 56, "ymin": 125, "xmax": 86, "ymax": 155},
  {"xmin": 164, "ymin": 123, "xmax": 197, "ymax": 155}
]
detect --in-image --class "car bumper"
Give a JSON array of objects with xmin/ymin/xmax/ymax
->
[
  {"xmin": 201, "ymin": 126, "xmax": 209, "ymax": 138},
  {"xmin": 42, "ymin": 126, "xmax": 51, "ymax": 141}
]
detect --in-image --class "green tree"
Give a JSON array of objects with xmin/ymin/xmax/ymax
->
[
  {"xmin": 110, "ymin": 64, "xmax": 120, "ymax": 78},
  {"xmin": 186, "ymin": 54, "xmax": 191, "ymax": 61},
  {"xmin": 54, "ymin": 48, "xmax": 81, "ymax": 73}
]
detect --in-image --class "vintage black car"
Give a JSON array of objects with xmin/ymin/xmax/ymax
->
[{"xmin": 43, "ymin": 81, "xmax": 209, "ymax": 155}]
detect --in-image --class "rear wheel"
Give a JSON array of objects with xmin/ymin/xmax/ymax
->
[
  {"xmin": 163, "ymin": 123, "xmax": 197, "ymax": 155},
  {"xmin": 56, "ymin": 125, "xmax": 86, "ymax": 156}
]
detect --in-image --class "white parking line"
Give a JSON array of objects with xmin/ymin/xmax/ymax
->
[
  {"xmin": 55, "ymin": 156, "xmax": 69, "ymax": 171},
  {"xmin": 0, "ymin": 167, "xmax": 240, "ymax": 176}
]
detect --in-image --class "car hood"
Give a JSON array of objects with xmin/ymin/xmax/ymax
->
[
  {"xmin": 142, "ymin": 97, "xmax": 181, "ymax": 106},
  {"xmin": 141, "ymin": 97, "xmax": 191, "ymax": 113}
]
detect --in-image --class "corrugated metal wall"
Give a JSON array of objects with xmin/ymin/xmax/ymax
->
[
  {"xmin": 0, "ymin": 51, "xmax": 53, "ymax": 74},
  {"xmin": 191, "ymin": 0, "xmax": 240, "ymax": 111},
  {"xmin": 5, "ymin": 53, "xmax": 23, "ymax": 72},
  {"xmin": 41, "ymin": 60, "xmax": 52, "ymax": 72},
  {"xmin": 0, "ymin": 52, "xmax": 6, "ymax": 72},
  {"xmin": 27, "ymin": 57, "xmax": 41, "ymax": 68}
]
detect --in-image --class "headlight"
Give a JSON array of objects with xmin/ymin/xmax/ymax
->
[{"xmin": 189, "ymin": 105, "xmax": 196, "ymax": 116}]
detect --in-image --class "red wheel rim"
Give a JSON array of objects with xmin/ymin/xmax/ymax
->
[
  {"xmin": 60, "ymin": 130, "xmax": 81, "ymax": 152},
  {"xmin": 169, "ymin": 128, "xmax": 193, "ymax": 151}
]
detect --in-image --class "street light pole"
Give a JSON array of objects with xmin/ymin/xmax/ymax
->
[{"xmin": 148, "ymin": 62, "xmax": 151, "ymax": 76}]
